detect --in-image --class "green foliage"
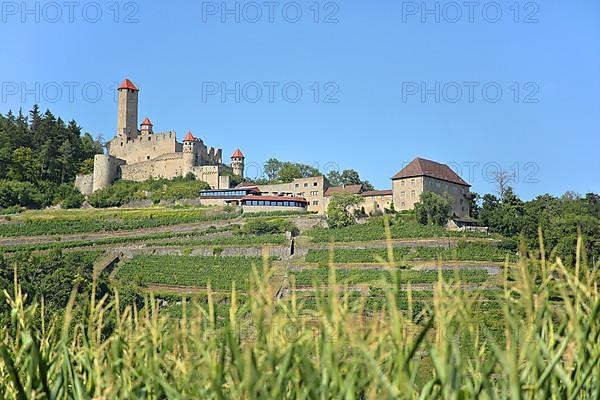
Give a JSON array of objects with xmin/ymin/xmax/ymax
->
[
  {"xmin": 257, "ymin": 158, "xmax": 321, "ymax": 184},
  {"xmin": 326, "ymin": 192, "xmax": 364, "ymax": 228},
  {"xmin": 414, "ymin": 191, "xmax": 453, "ymax": 226},
  {"xmin": 241, "ymin": 218, "xmax": 298, "ymax": 236},
  {"xmin": 0, "ymin": 180, "xmax": 50, "ymax": 209},
  {"xmin": 291, "ymin": 267, "xmax": 489, "ymax": 286},
  {"xmin": 0, "ymin": 107, "xmax": 103, "ymax": 210},
  {"xmin": 0, "ymin": 251, "xmax": 102, "ymax": 318},
  {"xmin": 479, "ymin": 190, "xmax": 600, "ymax": 265},
  {"xmin": 0, "ymin": 208, "xmax": 239, "ymax": 237},
  {"xmin": 309, "ymin": 215, "xmax": 489, "ymax": 243},
  {"xmin": 88, "ymin": 176, "xmax": 211, "ymax": 208},
  {"xmin": 116, "ymin": 255, "xmax": 267, "ymax": 289},
  {"xmin": 326, "ymin": 169, "xmax": 375, "ymax": 191},
  {"xmin": 0, "ymin": 241, "xmax": 597, "ymax": 398},
  {"xmin": 305, "ymin": 241, "xmax": 514, "ymax": 264}
]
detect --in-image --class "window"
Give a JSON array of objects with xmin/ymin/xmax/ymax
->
[
  {"xmin": 304, "ymin": 183, "xmax": 308, "ymax": 187},
  {"xmin": 120, "ymin": 142, "xmax": 123, "ymax": 146},
  {"xmin": 295, "ymin": 184, "xmax": 299, "ymax": 188},
  {"xmin": 313, "ymin": 182, "xmax": 318, "ymax": 186},
  {"xmin": 148, "ymin": 137, "xmax": 151, "ymax": 141},
  {"xmin": 411, "ymin": 190, "xmax": 415, "ymax": 197},
  {"xmin": 312, "ymin": 200, "xmax": 319, "ymax": 205},
  {"xmin": 401, "ymin": 191, "xmax": 405, "ymax": 197},
  {"xmin": 401, "ymin": 180, "xmax": 405, "ymax": 186},
  {"xmin": 401, "ymin": 202, "xmax": 405, "ymax": 207},
  {"xmin": 411, "ymin": 179, "xmax": 415, "ymax": 186},
  {"xmin": 310, "ymin": 191, "xmax": 318, "ymax": 196},
  {"xmin": 146, "ymin": 156, "xmax": 150, "ymax": 160}
]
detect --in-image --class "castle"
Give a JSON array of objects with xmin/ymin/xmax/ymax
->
[
  {"xmin": 75, "ymin": 79, "xmax": 244, "ymax": 194},
  {"xmin": 75, "ymin": 78, "xmax": 472, "ymax": 219}
]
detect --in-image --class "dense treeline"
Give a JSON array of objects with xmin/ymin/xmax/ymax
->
[
  {"xmin": 251, "ymin": 158, "xmax": 373, "ymax": 189},
  {"xmin": 0, "ymin": 251, "xmax": 142, "ymax": 326},
  {"xmin": 0, "ymin": 106, "xmax": 103, "ymax": 210},
  {"xmin": 476, "ymin": 189, "xmax": 600, "ymax": 265}
]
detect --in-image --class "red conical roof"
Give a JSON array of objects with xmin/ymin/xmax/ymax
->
[
  {"xmin": 231, "ymin": 148, "xmax": 244, "ymax": 158},
  {"xmin": 118, "ymin": 79, "xmax": 139, "ymax": 91},
  {"xmin": 141, "ymin": 117, "xmax": 153, "ymax": 126},
  {"xmin": 183, "ymin": 131, "xmax": 195, "ymax": 141}
]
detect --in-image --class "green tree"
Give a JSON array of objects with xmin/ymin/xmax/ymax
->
[
  {"xmin": 414, "ymin": 192, "xmax": 453, "ymax": 226},
  {"xmin": 8, "ymin": 147, "xmax": 41, "ymax": 182},
  {"xmin": 326, "ymin": 169, "xmax": 375, "ymax": 191},
  {"xmin": 264, "ymin": 158, "xmax": 283, "ymax": 181},
  {"xmin": 327, "ymin": 192, "xmax": 364, "ymax": 228}
]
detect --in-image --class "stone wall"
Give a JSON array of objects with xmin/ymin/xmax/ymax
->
[
  {"xmin": 108, "ymin": 131, "xmax": 179, "ymax": 164},
  {"xmin": 120, "ymin": 153, "xmax": 185, "ymax": 181},
  {"xmin": 392, "ymin": 176, "xmax": 470, "ymax": 218},
  {"xmin": 361, "ymin": 194, "xmax": 394, "ymax": 214},
  {"xmin": 92, "ymin": 154, "xmax": 126, "ymax": 192},
  {"xmin": 74, "ymin": 174, "xmax": 93, "ymax": 195}
]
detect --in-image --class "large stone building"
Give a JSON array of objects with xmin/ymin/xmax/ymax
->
[
  {"xmin": 75, "ymin": 79, "xmax": 244, "ymax": 194},
  {"xmin": 74, "ymin": 78, "xmax": 472, "ymax": 218},
  {"xmin": 391, "ymin": 157, "xmax": 472, "ymax": 217},
  {"xmin": 231, "ymin": 157, "xmax": 471, "ymax": 217}
]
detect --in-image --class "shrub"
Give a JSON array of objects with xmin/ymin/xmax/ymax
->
[
  {"xmin": 327, "ymin": 192, "xmax": 364, "ymax": 228},
  {"xmin": 241, "ymin": 218, "xmax": 298, "ymax": 236},
  {"xmin": 414, "ymin": 192, "xmax": 453, "ymax": 226}
]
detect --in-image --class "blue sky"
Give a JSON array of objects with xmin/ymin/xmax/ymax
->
[{"xmin": 2, "ymin": 0, "xmax": 599, "ymax": 198}]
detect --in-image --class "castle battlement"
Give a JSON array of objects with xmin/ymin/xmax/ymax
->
[{"xmin": 75, "ymin": 78, "xmax": 245, "ymax": 194}]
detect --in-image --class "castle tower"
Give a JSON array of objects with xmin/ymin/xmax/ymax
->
[
  {"xmin": 117, "ymin": 79, "xmax": 139, "ymax": 139},
  {"xmin": 182, "ymin": 131, "xmax": 196, "ymax": 176},
  {"xmin": 231, "ymin": 149, "xmax": 245, "ymax": 177},
  {"xmin": 140, "ymin": 117, "xmax": 153, "ymax": 135}
]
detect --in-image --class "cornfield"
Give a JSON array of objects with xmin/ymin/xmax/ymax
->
[{"xmin": 0, "ymin": 236, "xmax": 598, "ymax": 399}]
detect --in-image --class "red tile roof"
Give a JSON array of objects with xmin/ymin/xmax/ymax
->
[
  {"xmin": 391, "ymin": 158, "xmax": 470, "ymax": 186},
  {"xmin": 183, "ymin": 131, "xmax": 195, "ymax": 141},
  {"xmin": 242, "ymin": 195, "xmax": 308, "ymax": 203},
  {"xmin": 236, "ymin": 182, "xmax": 257, "ymax": 188},
  {"xmin": 118, "ymin": 79, "xmax": 139, "ymax": 91},
  {"xmin": 141, "ymin": 117, "xmax": 153, "ymax": 126},
  {"xmin": 361, "ymin": 190, "xmax": 393, "ymax": 197},
  {"xmin": 324, "ymin": 184, "xmax": 364, "ymax": 197},
  {"xmin": 231, "ymin": 148, "xmax": 244, "ymax": 158}
]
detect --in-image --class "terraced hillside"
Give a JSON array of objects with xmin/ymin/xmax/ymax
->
[
  {"xmin": 3, "ymin": 205, "xmax": 597, "ymax": 399},
  {"xmin": 0, "ymin": 208, "xmax": 514, "ymax": 325}
]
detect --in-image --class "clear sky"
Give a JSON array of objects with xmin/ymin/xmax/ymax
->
[{"xmin": 2, "ymin": 0, "xmax": 599, "ymax": 198}]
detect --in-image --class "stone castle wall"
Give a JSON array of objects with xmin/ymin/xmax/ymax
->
[
  {"xmin": 108, "ymin": 132, "xmax": 179, "ymax": 164},
  {"xmin": 74, "ymin": 174, "xmax": 93, "ymax": 195},
  {"xmin": 120, "ymin": 152, "xmax": 185, "ymax": 181}
]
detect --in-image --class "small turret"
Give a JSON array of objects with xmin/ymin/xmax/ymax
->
[
  {"xmin": 140, "ymin": 117, "xmax": 153, "ymax": 135},
  {"xmin": 231, "ymin": 148, "xmax": 245, "ymax": 177},
  {"xmin": 183, "ymin": 131, "xmax": 196, "ymax": 152},
  {"xmin": 182, "ymin": 131, "xmax": 196, "ymax": 175}
]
